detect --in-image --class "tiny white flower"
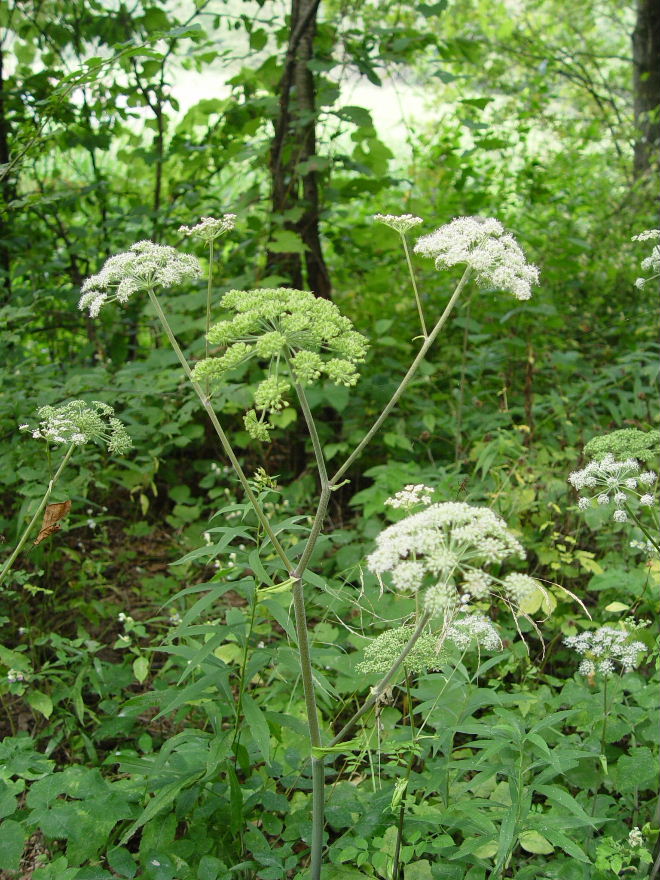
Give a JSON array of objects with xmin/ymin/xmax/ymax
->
[
  {"xmin": 613, "ymin": 509, "xmax": 627, "ymax": 522},
  {"xmin": 640, "ymin": 494, "xmax": 654, "ymax": 506}
]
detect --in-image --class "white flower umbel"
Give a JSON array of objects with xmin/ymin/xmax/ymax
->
[
  {"xmin": 367, "ymin": 502, "xmax": 533, "ymax": 617},
  {"xmin": 414, "ymin": 216, "xmax": 539, "ymax": 300},
  {"xmin": 564, "ymin": 624, "xmax": 648, "ymax": 677},
  {"xmin": 569, "ymin": 453, "xmax": 657, "ymax": 520},
  {"xmin": 19, "ymin": 400, "xmax": 132, "ymax": 455},
  {"xmin": 632, "ymin": 229, "xmax": 660, "ymax": 289},
  {"xmin": 385, "ymin": 484, "xmax": 435, "ymax": 510},
  {"xmin": 79, "ymin": 240, "xmax": 202, "ymax": 317},
  {"xmin": 446, "ymin": 613, "xmax": 502, "ymax": 651},
  {"xmin": 374, "ymin": 213, "xmax": 424, "ymax": 233},
  {"xmin": 179, "ymin": 214, "xmax": 237, "ymax": 243}
]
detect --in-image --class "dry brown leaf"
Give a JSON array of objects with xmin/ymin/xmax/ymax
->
[{"xmin": 34, "ymin": 500, "xmax": 71, "ymax": 545}]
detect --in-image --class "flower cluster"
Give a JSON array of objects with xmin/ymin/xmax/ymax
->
[
  {"xmin": 385, "ymin": 484, "xmax": 435, "ymax": 510},
  {"xmin": 446, "ymin": 612, "xmax": 502, "ymax": 651},
  {"xmin": 374, "ymin": 213, "xmax": 424, "ymax": 234},
  {"xmin": 414, "ymin": 216, "xmax": 539, "ymax": 300},
  {"xmin": 19, "ymin": 401, "xmax": 132, "ymax": 455},
  {"xmin": 192, "ymin": 287, "xmax": 368, "ymax": 441},
  {"xmin": 583, "ymin": 428, "xmax": 659, "ymax": 466},
  {"xmin": 367, "ymin": 502, "xmax": 537, "ymax": 617},
  {"xmin": 564, "ymin": 624, "xmax": 648, "ymax": 678},
  {"xmin": 632, "ymin": 229, "xmax": 660, "ymax": 290},
  {"xmin": 356, "ymin": 626, "xmax": 443, "ymax": 675},
  {"xmin": 7, "ymin": 668, "xmax": 28, "ymax": 684},
  {"xmin": 79, "ymin": 241, "xmax": 202, "ymax": 317},
  {"xmin": 568, "ymin": 453, "xmax": 657, "ymax": 521},
  {"xmin": 179, "ymin": 214, "xmax": 237, "ymax": 243},
  {"xmin": 357, "ymin": 610, "xmax": 502, "ymax": 676}
]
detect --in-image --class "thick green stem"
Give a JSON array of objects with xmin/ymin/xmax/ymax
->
[
  {"xmin": 331, "ymin": 266, "xmax": 472, "ymax": 486},
  {"xmin": 292, "ymin": 374, "xmax": 329, "ymax": 488},
  {"xmin": 329, "ymin": 612, "xmax": 432, "ymax": 748},
  {"xmin": 288, "ymin": 374, "xmax": 332, "ymax": 880},
  {"xmin": 401, "ymin": 233, "xmax": 427, "ymax": 339},
  {"xmin": 0, "ymin": 443, "xmax": 76, "ymax": 587},
  {"xmin": 146, "ymin": 288, "xmax": 293, "ymax": 574},
  {"xmin": 292, "ymin": 577, "xmax": 325, "ymax": 880},
  {"xmin": 392, "ymin": 673, "xmax": 417, "ymax": 880}
]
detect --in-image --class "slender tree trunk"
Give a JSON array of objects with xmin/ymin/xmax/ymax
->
[
  {"xmin": 268, "ymin": 0, "xmax": 331, "ymax": 299},
  {"xmin": 0, "ymin": 43, "xmax": 14, "ymax": 303},
  {"xmin": 632, "ymin": 0, "xmax": 660, "ymax": 181}
]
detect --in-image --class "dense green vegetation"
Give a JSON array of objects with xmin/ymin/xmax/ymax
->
[{"xmin": 0, "ymin": 1, "xmax": 658, "ymax": 879}]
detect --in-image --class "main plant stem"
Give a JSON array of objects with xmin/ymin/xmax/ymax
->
[
  {"xmin": 288, "ymin": 267, "xmax": 472, "ymax": 876},
  {"xmin": 291, "ymin": 375, "xmax": 330, "ymax": 880},
  {"xmin": 0, "ymin": 442, "xmax": 76, "ymax": 587}
]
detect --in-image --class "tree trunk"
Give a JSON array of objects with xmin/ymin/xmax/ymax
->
[
  {"xmin": 0, "ymin": 43, "xmax": 14, "ymax": 303},
  {"xmin": 632, "ymin": 0, "xmax": 660, "ymax": 180},
  {"xmin": 267, "ymin": 0, "xmax": 332, "ymax": 299}
]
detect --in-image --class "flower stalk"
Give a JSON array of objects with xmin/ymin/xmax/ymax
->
[
  {"xmin": 330, "ymin": 265, "xmax": 473, "ymax": 487},
  {"xmin": 0, "ymin": 443, "xmax": 76, "ymax": 587},
  {"xmin": 145, "ymin": 287, "xmax": 293, "ymax": 574}
]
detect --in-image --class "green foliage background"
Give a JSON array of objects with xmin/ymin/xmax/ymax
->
[{"xmin": 0, "ymin": 1, "xmax": 658, "ymax": 878}]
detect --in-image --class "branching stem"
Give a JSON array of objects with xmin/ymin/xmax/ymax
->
[
  {"xmin": 331, "ymin": 266, "xmax": 472, "ymax": 487},
  {"xmin": 146, "ymin": 288, "xmax": 293, "ymax": 574}
]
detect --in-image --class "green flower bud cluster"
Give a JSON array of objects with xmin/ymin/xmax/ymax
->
[
  {"xmin": 192, "ymin": 287, "xmax": 369, "ymax": 442},
  {"xmin": 583, "ymin": 429, "xmax": 659, "ymax": 466},
  {"xmin": 20, "ymin": 400, "xmax": 132, "ymax": 455},
  {"xmin": 357, "ymin": 627, "xmax": 444, "ymax": 675}
]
